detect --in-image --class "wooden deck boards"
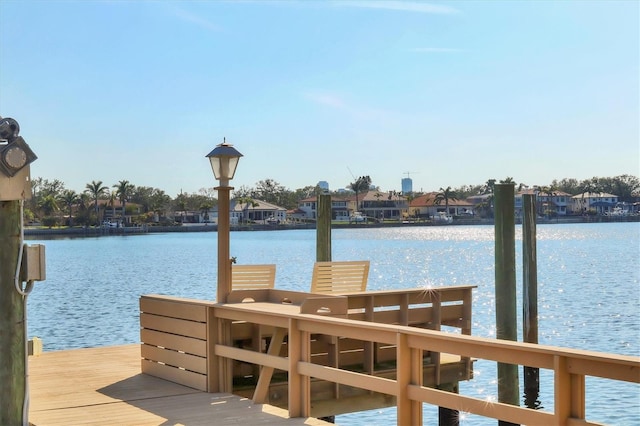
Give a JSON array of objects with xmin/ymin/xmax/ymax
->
[{"xmin": 28, "ymin": 344, "xmax": 328, "ymax": 426}]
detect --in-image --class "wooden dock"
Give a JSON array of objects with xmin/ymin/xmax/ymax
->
[{"xmin": 28, "ymin": 344, "xmax": 329, "ymax": 425}]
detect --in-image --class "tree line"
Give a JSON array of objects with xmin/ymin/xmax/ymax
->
[{"xmin": 25, "ymin": 174, "xmax": 639, "ymax": 227}]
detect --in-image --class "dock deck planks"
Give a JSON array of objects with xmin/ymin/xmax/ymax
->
[{"xmin": 28, "ymin": 344, "xmax": 328, "ymax": 425}]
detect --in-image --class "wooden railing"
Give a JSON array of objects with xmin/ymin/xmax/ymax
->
[{"xmin": 140, "ymin": 288, "xmax": 640, "ymax": 425}]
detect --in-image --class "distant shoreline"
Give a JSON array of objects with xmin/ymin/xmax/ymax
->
[{"xmin": 23, "ymin": 215, "xmax": 639, "ymax": 237}]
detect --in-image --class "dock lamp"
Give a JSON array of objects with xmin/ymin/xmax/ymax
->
[
  {"xmin": 206, "ymin": 138, "xmax": 242, "ymax": 303},
  {"xmin": 0, "ymin": 116, "xmax": 37, "ymax": 200}
]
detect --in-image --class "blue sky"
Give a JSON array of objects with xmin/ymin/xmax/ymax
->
[{"xmin": 1, "ymin": 0, "xmax": 638, "ymax": 197}]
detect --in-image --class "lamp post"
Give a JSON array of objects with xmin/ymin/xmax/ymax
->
[{"xmin": 206, "ymin": 138, "xmax": 242, "ymax": 303}]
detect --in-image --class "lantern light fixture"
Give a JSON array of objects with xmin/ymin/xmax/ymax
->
[
  {"xmin": 205, "ymin": 138, "xmax": 243, "ymax": 182},
  {"xmin": 0, "ymin": 117, "xmax": 37, "ymax": 178}
]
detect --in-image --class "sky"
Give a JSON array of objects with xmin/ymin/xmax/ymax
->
[{"xmin": 1, "ymin": 0, "xmax": 638, "ymax": 197}]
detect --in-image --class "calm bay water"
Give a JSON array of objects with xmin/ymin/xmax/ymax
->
[{"xmin": 26, "ymin": 222, "xmax": 639, "ymax": 425}]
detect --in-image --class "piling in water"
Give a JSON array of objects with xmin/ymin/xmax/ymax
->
[
  {"xmin": 494, "ymin": 183, "xmax": 520, "ymax": 424},
  {"xmin": 316, "ymin": 193, "xmax": 332, "ymax": 262},
  {"xmin": 522, "ymin": 194, "xmax": 540, "ymax": 409}
]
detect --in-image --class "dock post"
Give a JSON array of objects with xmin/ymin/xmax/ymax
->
[
  {"xmin": 522, "ymin": 194, "xmax": 540, "ymax": 409},
  {"xmin": 0, "ymin": 200, "xmax": 26, "ymax": 426},
  {"xmin": 438, "ymin": 382, "xmax": 459, "ymax": 426},
  {"xmin": 316, "ymin": 192, "xmax": 332, "ymax": 262},
  {"xmin": 494, "ymin": 183, "xmax": 520, "ymax": 425}
]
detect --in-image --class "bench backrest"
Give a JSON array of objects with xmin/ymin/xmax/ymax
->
[
  {"xmin": 311, "ymin": 260, "xmax": 370, "ymax": 294},
  {"xmin": 231, "ymin": 264, "xmax": 276, "ymax": 290}
]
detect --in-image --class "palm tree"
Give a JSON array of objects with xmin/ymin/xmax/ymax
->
[
  {"xmin": 235, "ymin": 196, "xmax": 254, "ymax": 224},
  {"xmin": 114, "ymin": 180, "xmax": 134, "ymax": 225},
  {"xmin": 536, "ymin": 185, "xmax": 558, "ymax": 217},
  {"xmin": 434, "ymin": 186, "xmax": 458, "ymax": 216},
  {"xmin": 77, "ymin": 192, "xmax": 90, "ymax": 211},
  {"xmin": 579, "ymin": 178, "xmax": 600, "ymax": 215},
  {"xmin": 199, "ymin": 202, "xmax": 213, "ymax": 223},
  {"xmin": 59, "ymin": 190, "xmax": 78, "ymax": 226},
  {"xmin": 374, "ymin": 191, "xmax": 384, "ymax": 220},
  {"xmin": 405, "ymin": 193, "xmax": 416, "ymax": 219},
  {"xmin": 108, "ymin": 192, "xmax": 117, "ymax": 221},
  {"xmin": 85, "ymin": 180, "xmax": 108, "ymax": 224},
  {"xmin": 349, "ymin": 175, "xmax": 371, "ymax": 215},
  {"xmin": 38, "ymin": 195, "xmax": 60, "ymax": 227}
]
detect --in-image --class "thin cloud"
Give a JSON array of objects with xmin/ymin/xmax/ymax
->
[
  {"xmin": 303, "ymin": 90, "xmax": 399, "ymax": 123},
  {"xmin": 304, "ymin": 92, "xmax": 348, "ymax": 110},
  {"xmin": 410, "ymin": 47, "xmax": 464, "ymax": 53},
  {"xmin": 333, "ymin": 1, "xmax": 460, "ymax": 14},
  {"xmin": 171, "ymin": 6, "xmax": 221, "ymax": 32}
]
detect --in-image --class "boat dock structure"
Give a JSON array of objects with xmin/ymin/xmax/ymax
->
[{"xmin": 28, "ymin": 284, "xmax": 640, "ymax": 425}]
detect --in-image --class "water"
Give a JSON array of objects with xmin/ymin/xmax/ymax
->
[{"xmin": 25, "ymin": 222, "xmax": 640, "ymax": 424}]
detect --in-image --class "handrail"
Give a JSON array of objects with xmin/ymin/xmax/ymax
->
[
  {"xmin": 140, "ymin": 292, "xmax": 639, "ymax": 425},
  {"xmin": 209, "ymin": 300, "xmax": 639, "ymax": 426}
]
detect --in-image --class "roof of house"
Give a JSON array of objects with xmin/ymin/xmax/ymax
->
[
  {"xmin": 231, "ymin": 199, "xmax": 284, "ymax": 212},
  {"xmin": 409, "ymin": 192, "xmax": 473, "ymax": 208},
  {"xmin": 301, "ymin": 190, "xmax": 408, "ymax": 204},
  {"xmin": 571, "ymin": 192, "xmax": 618, "ymax": 199}
]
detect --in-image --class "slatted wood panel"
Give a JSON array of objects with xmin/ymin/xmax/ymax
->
[
  {"xmin": 140, "ymin": 295, "xmax": 215, "ymax": 391},
  {"xmin": 232, "ymin": 264, "xmax": 276, "ymax": 290},
  {"xmin": 311, "ymin": 261, "xmax": 370, "ymax": 294}
]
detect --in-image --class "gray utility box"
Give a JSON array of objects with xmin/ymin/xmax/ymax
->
[{"xmin": 21, "ymin": 244, "xmax": 46, "ymax": 282}]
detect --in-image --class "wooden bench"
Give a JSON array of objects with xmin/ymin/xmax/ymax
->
[
  {"xmin": 231, "ymin": 264, "xmax": 276, "ymax": 290},
  {"xmin": 310, "ymin": 261, "xmax": 370, "ymax": 294},
  {"xmin": 139, "ymin": 295, "xmax": 215, "ymax": 391}
]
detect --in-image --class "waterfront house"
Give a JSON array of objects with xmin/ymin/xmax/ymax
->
[
  {"xmin": 516, "ymin": 189, "xmax": 572, "ymax": 217},
  {"xmin": 231, "ymin": 199, "xmax": 287, "ymax": 224},
  {"xmin": 298, "ymin": 191, "xmax": 408, "ymax": 221},
  {"xmin": 358, "ymin": 190, "xmax": 407, "ymax": 220},
  {"xmin": 571, "ymin": 192, "xmax": 619, "ymax": 215},
  {"xmin": 298, "ymin": 195, "xmax": 351, "ymax": 220},
  {"xmin": 409, "ymin": 192, "xmax": 475, "ymax": 219},
  {"xmin": 99, "ymin": 199, "xmax": 142, "ymax": 225}
]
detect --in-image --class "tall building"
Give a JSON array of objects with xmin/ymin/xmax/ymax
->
[
  {"xmin": 401, "ymin": 177, "xmax": 412, "ymax": 194},
  {"xmin": 317, "ymin": 181, "xmax": 329, "ymax": 191}
]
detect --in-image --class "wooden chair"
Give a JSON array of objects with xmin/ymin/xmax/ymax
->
[
  {"xmin": 230, "ymin": 264, "xmax": 277, "ymax": 379},
  {"xmin": 310, "ymin": 260, "xmax": 370, "ymax": 294},
  {"xmin": 231, "ymin": 264, "xmax": 276, "ymax": 291}
]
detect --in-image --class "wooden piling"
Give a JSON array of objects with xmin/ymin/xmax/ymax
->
[
  {"xmin": 316, "ymin": 193, "xmax": 332, "ymax": 262},
  {"xmin": 0, "ymin": 200, "xmax": 26, "ymax": 425},
  {"xmin": 493, "ymin": 184, "xmax": 520, "ymax": 424},
  {"xmin": 522, "ymin": 194, "xmax": 540, "ymax": 408}
]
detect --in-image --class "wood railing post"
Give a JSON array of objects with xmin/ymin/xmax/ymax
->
[
  {"xmin": 554, "ymin": 355, "xmax": 585, "ymax": 424},
  {"xmin": 432, "ymin": 291, "xmax": 442, "ymax": 386},
  {"xmin": 217, "ymin": 316, "xmax": 233, "ymax": 393},
  {"xmin": 364, "ymin": 295, "xmax": 375, "ymax": 374},
  {"xmin": 400, "ymin": 293, "xmax": 409, "ymax": 326},
  {"xmin": 288, "ymin": 318, "xmax": 310, "ymax": 418},
  {"xmin": 462, "ymin": 288, "xmax": 473, "ymax": 376},
  {"xmin": 397, "ymin": 333, "xmax": 412, "ymax": 425},
  {"xmin": 411, "ymin": 344, "xmax": 424, "ymax": 424},
  {"xmin": 207, "ymin": 306, "xmax": 219, "ymax": 392}
]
